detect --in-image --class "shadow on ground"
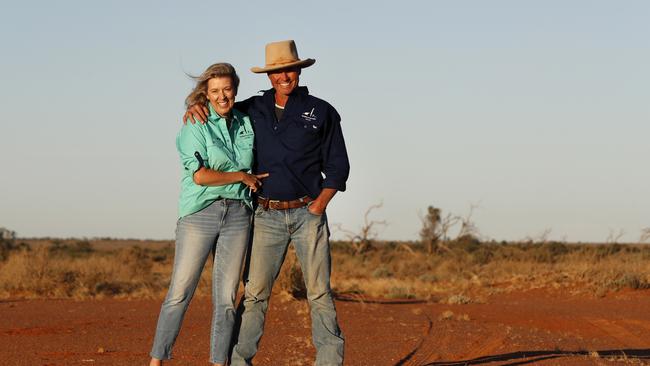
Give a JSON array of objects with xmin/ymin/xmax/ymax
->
[
  {"xmin": 394, "ymin": 349, "xmax": 650, "ymax": 366},
  {"xmin": 334, "ymin": 293, "xmax": 429, "ymax": 305}
]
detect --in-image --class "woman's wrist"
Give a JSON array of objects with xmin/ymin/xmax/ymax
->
[{"xmin": 237, "ymin": 171, "xmax": 245, "ymax": 182}]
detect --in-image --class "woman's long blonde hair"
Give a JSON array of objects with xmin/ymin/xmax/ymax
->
[{"xmin": 185, "ymin": 63, "xmax": 240, "ymax": 107}]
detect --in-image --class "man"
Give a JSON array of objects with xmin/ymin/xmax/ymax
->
[{"xmin": 185, "ymin": 40, "xmax": 349, "ymax": 366}]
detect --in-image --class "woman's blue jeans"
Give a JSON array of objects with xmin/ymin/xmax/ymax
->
[{"xmin": 150, "ymin": 199, "xmax": 251, "ymax": 364}]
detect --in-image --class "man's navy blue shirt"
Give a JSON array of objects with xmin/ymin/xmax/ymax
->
[{"xmin": 235, "ymin": 86, "xmax": 350, "ymax": 201}]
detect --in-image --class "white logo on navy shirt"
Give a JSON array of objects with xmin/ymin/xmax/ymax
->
[{"xmin": 301, "ymin": 108, "xmax": 317, "ymax": 122}]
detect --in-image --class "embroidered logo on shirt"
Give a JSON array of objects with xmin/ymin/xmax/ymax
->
[{"xmin": 301, "ymin": 108, "xmax": 317, "ymax": 122}]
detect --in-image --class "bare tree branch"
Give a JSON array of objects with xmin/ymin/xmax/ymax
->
[
  {"xmin": 456, "ymin": 202, "xmax": 480, "ymax": 240},
  {"xmin": 640, "ymin": 227, "xmax": 650, "ymax": 244},
  {"xmin": 606, "ymin": 228, "xmax": 625, "ymax": 244},
  {"xmin": 333, "ymin": 202, "xmax": 386, "ymax": 254}
]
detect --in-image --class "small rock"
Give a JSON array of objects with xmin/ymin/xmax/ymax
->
[{"xmin": 439, "ymin": 310, "xmax": 454, "ymax": 320}]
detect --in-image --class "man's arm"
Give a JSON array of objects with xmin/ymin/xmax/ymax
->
[
  {"xmin": 320, "ymin": 106, "xmax": 350, "ymax": 189},
  {"xmin": 183, "ymin": 104, "xmax": 209, "ymax": 124},
  {"xmin": 308, "ymin": 188, "xmax": 337, "ymax": 215},
  {"xmin": 309, "ymin": 106, "xmax": 350, "ymax": 215},
  {"xmin": 183, "ymin": 98, "xmax": 253, "ymax": 124}
]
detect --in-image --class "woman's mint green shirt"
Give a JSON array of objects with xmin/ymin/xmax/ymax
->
[{"xmin": 176, "ymin": 105, "xmax": 254, "ymax": 218}]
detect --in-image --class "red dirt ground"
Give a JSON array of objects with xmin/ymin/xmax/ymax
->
[{"xmin": 2, "ymin": 290, "xmax": 650, "ymax": 365}]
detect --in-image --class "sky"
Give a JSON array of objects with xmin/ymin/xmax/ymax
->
[{"xmin": 1, "ymin": 1, "xmax": 649, "ymax": 242}]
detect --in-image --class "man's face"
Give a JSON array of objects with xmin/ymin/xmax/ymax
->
[{"xmin": 268, "ymin": 67, "xmax": 300, "ymax": 98}]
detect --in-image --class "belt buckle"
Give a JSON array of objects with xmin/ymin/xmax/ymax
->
[{"xmin": 268, "ymin": 199, "xmax": 280, "ymax": 210}]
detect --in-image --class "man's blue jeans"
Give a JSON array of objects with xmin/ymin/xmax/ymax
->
[
  {"xmin": 150, "ymin": 199, "xmax": 251, "ymax": 364},
  {"xmin": 231, "ymin": 205, "xmax": 345, "ymax": 366}
]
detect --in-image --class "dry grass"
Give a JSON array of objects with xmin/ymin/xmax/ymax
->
[
  {"xmin": 1, "ymin": 238, "xmax": 650, "ymax": 300},
  {"xmin": 329, "ymin": 240, "xmax": 650, "ymax": 300},
  {"xmin": 0, "ymin": 243, "xmax": 172, "ymax": 299}
]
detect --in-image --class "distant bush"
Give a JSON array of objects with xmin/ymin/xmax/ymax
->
[
  {"xmin": 0, "ymin": 244, "xmax": 169, "ymax": 299},
  {"xmin": 609, "ymin": 273, "xmax": 650, "ymax": 291},
  {"xmin": 48, "ymin": 240, "xmax": 95, "ymax": 258},
  {"xmin": 0, "ymin": 238, "xmax": 15, "ymax": 261},
  {"xmin": 595, "ymin": 243, "xmax": 624, "ymax": 258},
  {"xmin": 0, "ymin": 238, "xmax": 29, "ymax": 261},
  {"xmin": 2, "ymin": 239, "xmax": 650, "ymax": 300},
  {"xmin": 275, "ymin": 247, "xmax": 306, "ymax": 300},
  {"xmin": 449, "ymin": 235, "xmax": 482, "ymax": 253},
  {"xmin": 530, "ymin": 242, "xmax": 571, "ymax": 263}
]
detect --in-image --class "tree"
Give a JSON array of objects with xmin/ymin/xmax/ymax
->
[
  {"xmin": 640, "ymin": 228, "xmax": 650, "ymax": 243},
  {"xmin": 419, "ymin": 204, "xmax": 481, "ymax": 255},
  {"xmin": 606, "ymin": 228, "xmax": 625, "ymax": 244},
  {"xmin": 0, "ymin": 227, "xmax": 16, "ymax": 261},
  {"xmin": 420, "ymin": 206, "xmax": 442, "ymax": 254},
  {"xmin": 333, "ymin": 202, "xmax": 386, "ymax": 255}
]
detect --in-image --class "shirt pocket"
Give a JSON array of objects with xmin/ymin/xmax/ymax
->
[
  {"xmin": 206, "ymin": 140, "xmax": 232, "ymax": 171},
  {"xmin": 295, "ymin": 118, "xmax": 322, "ymax": 135},
  {"xmin": 235, "ymin": 131, "xmax": 254, "ymax": 150},
  {"xmin": 282, "ymin": 117, "xmax": 322, "ymax": 151}
]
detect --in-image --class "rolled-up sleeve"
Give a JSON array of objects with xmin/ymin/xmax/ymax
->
[
  {"xmin": 321, "ymin": 106, "xmax": 350, "ymax": 191},
  {"xmin": 176, "ymin": 120, "xmax": 206, "ymax": 174}
]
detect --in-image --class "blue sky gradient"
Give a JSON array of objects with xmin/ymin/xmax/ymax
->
[{"xmin": 1, "ymin": 1, "xmax": 648, "ymax": 242}]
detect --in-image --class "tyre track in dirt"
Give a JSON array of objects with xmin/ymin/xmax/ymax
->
[
  {"xmin": 391, "ymin": 290, "xmax": 650, "ymax": 366},
  {"xmin": 584, "ymin": 318, "xmax": 648, "ymax": 348},
  {"xmin": 3, "ymin": 291, "xmax": 650, "ymax": 365},
  {"xmin": 393, "ymin": 314, "xmax": 433, "ymax": 366}
]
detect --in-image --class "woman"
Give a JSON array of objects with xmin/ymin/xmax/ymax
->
[{"xmin": 149, "ymin": 63, "xmax": 267, "ymax": 366}]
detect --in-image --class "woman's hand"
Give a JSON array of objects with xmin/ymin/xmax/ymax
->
[{"xmin": 240, "ymin": 173, "xmax": 269, "ymax": 192}]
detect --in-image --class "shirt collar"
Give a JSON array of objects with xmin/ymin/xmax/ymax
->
[
  {"xmin": 262, "ymin": 86, "xmax": 310, "ymax": 115},
  {"xmin": 207, "ymin": 103, "xmax": 240, "ymax": 124}
]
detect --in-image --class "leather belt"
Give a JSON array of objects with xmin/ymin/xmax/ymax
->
[{"xmin": 257, "ymin": 196, "xmax": 313, "ymax": 210}]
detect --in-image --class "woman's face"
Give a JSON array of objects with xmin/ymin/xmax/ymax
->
[{"xmin": 206, "ymin": 76, "xmax": 236, "ymax": 117}]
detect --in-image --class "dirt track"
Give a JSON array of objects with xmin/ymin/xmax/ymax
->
[{"xmin": 2, "ymin": 290, "xmax": 650, "ymax": 365}]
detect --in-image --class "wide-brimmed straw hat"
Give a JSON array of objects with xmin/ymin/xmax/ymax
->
[{"xmin": 251, "ymin": 40, "xmax": 316, "ymax": 73}]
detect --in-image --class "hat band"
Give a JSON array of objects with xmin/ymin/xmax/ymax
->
[{"xmin": 266, "ymin": 59, "xmax": 303, "ymax": 67}]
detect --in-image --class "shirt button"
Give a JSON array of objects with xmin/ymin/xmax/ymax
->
[{"xmin": 274, "ymin": 126, "xmax": 277, "ymax": 130}]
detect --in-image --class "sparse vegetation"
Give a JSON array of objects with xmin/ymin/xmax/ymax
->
[
  {"xmin": 420, "ymin": 206, "xmax": 442, "ymax": 254},
  {"xmin": 0, "ymin": 241, "xmax": 175, "ymax": 299},
  {"xmin": 2, "ymin": 238, "xmax": 650, "ymax": 301},
  {"xmin": 275, "ymin": 247, "xmax": 307, "ymax": 299},
  {"xmin": 419, "ymin": 204, "xmax": 481, "ymax": 255},
  {"xmin": 332, "ymin": 202, "xmax": 386, "ymax": 255}
]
